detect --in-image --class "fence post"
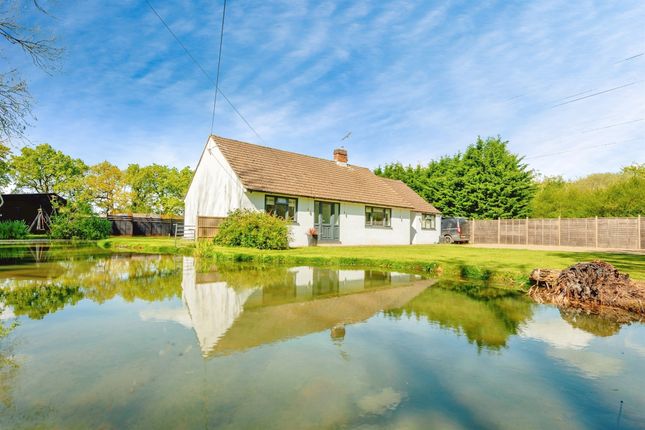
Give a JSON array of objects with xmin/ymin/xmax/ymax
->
[
  {"xmin": 525, "ymin": 217, "xmax": 529, "ymax": 245},
  {"xmin": 558, "ymin": 216, "xmax": 561, "ymax": 246},
  {"xmin": 471, "ymin": 218, "xmax": 475, "ymax": 244},
  {"xmin": 595, "ymin": 216, "xmax": 599, "ymax": 248},
  {"xmin": 638, "ymin": 215, "xmax": 641, "ymax": 250},
  {"xmin": 497, "ymin": 217, "xmax": 501, "ymax": 244}
]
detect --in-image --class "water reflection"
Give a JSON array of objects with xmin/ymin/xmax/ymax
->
[
  {"xmin": 387, "ymin": 281, "xmax": 535, "ymax": 350},
  {"xmin": 178, "ymin": 257, "xmax": 428, "ymax": 357},
  {"xmin": 0, "ymin": 251, "xmax": 640, "ymax": 354},
  {"xmin": 1, "ymin": 250, "xmax": 645, "ymax": 429}
]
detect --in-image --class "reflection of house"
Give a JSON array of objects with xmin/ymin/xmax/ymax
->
[
  {"xmin": 180, "ymin": 258, "xmax": 258, "ymax": 356},
  {"xmin": 180, "ymin": 258, "xmax": 428, "ymax": 357},
  {"xmin": 184, "ymin": 135, "xmax": 441, "ymax": 246}
]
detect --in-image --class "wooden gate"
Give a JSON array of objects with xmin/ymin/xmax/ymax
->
[{"xmin": 198, "ymin": 216, "xmax": 226, "ymax": 239}]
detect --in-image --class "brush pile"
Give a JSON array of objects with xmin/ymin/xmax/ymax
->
[{"xmin": 529, "ymin": 261, "xmax": 645, "ymax": 315}]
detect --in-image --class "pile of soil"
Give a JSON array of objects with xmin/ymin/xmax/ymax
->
[{"xmin": 529, "ymin": 261, "xmax": 645, "ymax": 316}]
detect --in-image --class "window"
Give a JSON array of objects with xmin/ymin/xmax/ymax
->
[
  {"xmin": 365, "ymin": 206, "xmax": 391, "ymax": 227},
  {"xmin": 265, "ymin": 195, "xmax": 297, "ymax": 222},
  {"xmin": 421, "ymin": 213, "xmax": 436, "ymax": 230}
]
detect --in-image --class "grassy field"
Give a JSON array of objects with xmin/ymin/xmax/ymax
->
[{"xmin": 98, "ymin": 237, "xmax": 645, "ymax": 285}]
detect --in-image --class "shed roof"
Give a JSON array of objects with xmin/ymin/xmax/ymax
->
[{"xmin": 211, "ymin": 135, "xmax": 440, "ymax": 212}]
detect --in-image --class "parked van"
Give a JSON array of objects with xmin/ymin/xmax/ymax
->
[{"xmin": 441, "ymin": 217, "xmax": 469, "ymax": 243}]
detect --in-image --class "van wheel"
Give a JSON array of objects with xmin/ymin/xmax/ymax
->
[{"xmin": 443, "ymin": 235, "xmax": 453, "ymax": 244}]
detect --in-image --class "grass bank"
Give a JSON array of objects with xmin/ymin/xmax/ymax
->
[{"xmin": 98, "ymin": 237, "xmax": 645, "ymax": 286}]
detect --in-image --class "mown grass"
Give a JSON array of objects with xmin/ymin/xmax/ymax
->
[{"xmin": 97, "ymin": 237, "xmax": 645, "ymax": 285}]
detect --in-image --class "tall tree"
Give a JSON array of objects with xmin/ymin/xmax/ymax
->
[
  {"xmin": 85, "ymin": 161, "xmax": 127, "ymax": 215},
  {"xmin": 0, "ymin": 1, "xmax": 61, "ymax": 143},
  {"xmin": 458, "ymin": 136, "xmax": 535, "ymax": 218},
  {"xmin": 376, "ymin": 136, "xmax": 535, "ymax": 218},
  {"xmin": 125, "ymin": 164, "xmax": 192, "ymax": 215},
  {"xmin": 10, "ymin": 143, "xmax": 87, "ymax": 197},
  {"xmin": 0, "ymin": 142, "xmax": 10, "ymax": 188}
]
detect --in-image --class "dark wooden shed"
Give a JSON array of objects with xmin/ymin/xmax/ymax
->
[{"xmin": 0, "ymin": 193, "xmax": 66, "ymax": 234}]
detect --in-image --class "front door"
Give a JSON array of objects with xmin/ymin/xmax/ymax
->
[{"xmin": 314, "ymin": 201, "xmax": 340, "ymax": 241}]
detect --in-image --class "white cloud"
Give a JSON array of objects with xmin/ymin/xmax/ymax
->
[{"xmin": 14, "ymin": 0, "xmax": 645, "ymax": 177}]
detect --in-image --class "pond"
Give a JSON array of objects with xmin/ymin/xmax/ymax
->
[{"xmin": 0, "ymin": 247, "xmax": 643, "ymax": 429}]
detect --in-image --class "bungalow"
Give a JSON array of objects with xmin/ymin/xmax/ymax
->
[{"xmin": 184, "ymin": 135, "xmax": 441, "ymax": 246}]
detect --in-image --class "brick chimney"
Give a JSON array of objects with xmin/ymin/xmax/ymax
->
[{"xmin": 333, "ymin": 147, "xmax": 348, "ymax": 166}]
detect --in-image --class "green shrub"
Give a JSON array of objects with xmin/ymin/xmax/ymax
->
[
  {"xmin": 49, "ymin": 213, "xmax": 112, "ymax": 240},
  {"xmin": 0, "ymin": 220, "xmax": 30, "ymax": 239},
  {"xmin": 214, "ymin": 210, "xmax": 291, "ymax": 250}
]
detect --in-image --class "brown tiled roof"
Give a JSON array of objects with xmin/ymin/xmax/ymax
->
[
  {"xmin": 212, "ymin": 135, "xmax": 438, "ymax": 211},
  {"xmin": 380, "ymin": 178, "xmax": 441, "ymax": 214}
]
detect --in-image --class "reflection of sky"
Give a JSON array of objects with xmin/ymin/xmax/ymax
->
[
  {"xmin": 0, "ymin": 306, "xmax": 15, "ymax": 320},
  {"xmin": 7, "ymin": 254, "xmax": 645, "ymax": 429},
  {"xmin": 519, "ymin": 310, "xmax": 593, "ymax": 350},
  {"xmin": 519, "ymin": 308, "xmax": 625, "ymax": 379}
]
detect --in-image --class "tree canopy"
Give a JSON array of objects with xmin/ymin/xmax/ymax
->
[
  {"xmin": 10, "ymin": 143, "xmax": 88, "ymax": 196},
  {"xmin": 2, "ymin": 143, "xmax": 193, "ymax": 216},
  {"xmin": 531, "ymin": 165, "xmax": 644, "ymax": 218},
  {"xmin": 84, "ymin": 161, "xmax": 127, "ymax": 215},
  {"xmin": 375, "ymin": 136, "xmax": 535, "ymax": 218},
  {"xmin": 125, "ymin": 164, "xmax": 193, "ymax": 215},
  {"xmin": 0, "ymin": 142, "xmax": 10, "ymax": 188}
]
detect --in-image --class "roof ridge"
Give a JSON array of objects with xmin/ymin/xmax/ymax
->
[{"xmin": 210, "ymin": 134, "xmax": 369, "ymax": 170}]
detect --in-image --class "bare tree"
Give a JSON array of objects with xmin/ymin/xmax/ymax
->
[{"xmin": 0, "ymin": 0, "xmax": 61, "ymax": 144}]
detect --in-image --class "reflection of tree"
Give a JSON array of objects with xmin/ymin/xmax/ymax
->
[
  {"xmin": 387, "ymin": 281, "xmax": 534, "ymax": 350},
  {"xmin": 0, "ymin": 306, "xmax": 18, "ymax": 409},
  {"xmin": 0, "ymin": 284, "xmax": 84, "ymax": 320},
  {"xmin": 559, "ymin": 308, "xmax": 621, "ymax": 337},
  {"xmin": 1, "ymin": 254, "xmax": 183, "ymax": 319}
]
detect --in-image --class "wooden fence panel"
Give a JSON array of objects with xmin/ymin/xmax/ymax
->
[
  {"xmin": 560, "ymin": 217, "xmax": 595, "ymax": 247},
  {"xmin": 107, "ymin": 215, "xmax": 182, "ymax": 237},
  {"xmin": 597, "ymin": 217, "xmax": 639, "ymax": 249},
  {"xmin": 472, "ymin": 219, "xmax": 498, "ymax": 243},
  {"xmin": 500, "ymin": 219, "xmax": 526, "ymax": 245},
  {"xmin": 471, "ymin": 216, "xmax": 642, "ymax": 250},
  {"xmin": 198, "ymin": 216, "xmax": 226, "ymax": 239}
]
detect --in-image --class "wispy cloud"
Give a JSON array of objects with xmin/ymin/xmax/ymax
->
[{"xmin": 12, "ymin": 0, "xmax": 645, "ymax": 176}]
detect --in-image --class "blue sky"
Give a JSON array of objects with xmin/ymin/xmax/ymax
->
[{"xmin": 7, "ymin": 0, "xmax": 645, "ymax": 177}]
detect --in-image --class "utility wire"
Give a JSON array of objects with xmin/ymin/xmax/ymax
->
[
  {"xmin": 525, "ymin": 137, "xmax": 643, "ymax": 160},
  {"xmin": 614, "ymin": 52, "xmax": 644, "ymax": 63},
  {"xmin": 582, "ymin": 118, "xmax": 644, "ymax": 133},
  {"xmin": 210, "ymin": 0, "xmax": 227, "ymax": 135},
  {"xmin": 551, "ymin": 81, "xmax": 642, "ymax": 108},
  {"xmin": 518, "ymin": 117, "xmax": 645, "ymax": 149},
  {"xmin": 144, "ymin": 0, "xmax": 265, "ymax": 144}
]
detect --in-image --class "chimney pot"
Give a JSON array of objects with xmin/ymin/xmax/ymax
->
[{"xmin": 333, "ymin": 148, "xmax": 348, "ymax": 165}]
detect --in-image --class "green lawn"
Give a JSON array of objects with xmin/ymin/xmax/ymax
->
[{"xmin": 98, "ymin": 237, "xmax": 645, "ymax": 285}]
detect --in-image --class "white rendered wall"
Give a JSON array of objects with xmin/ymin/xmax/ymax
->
[
  {"xmin": 410, "ymin": 212, "xmax": 441, "ymax": 244},
  {"xmin": 338, "ymin": 202, "xmax": 411, "ymax": 246},
  {"xmin": 184, "ymin": 138, "xmax": 255, "ymax": 231},
  {"xmin": 251, "ymin": 193, "xmax": 413, "ymax": 247}
]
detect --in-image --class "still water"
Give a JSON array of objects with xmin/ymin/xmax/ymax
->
[{"xmin": 0, "ymin": 248, "xmax": 643, "ymax": 429}]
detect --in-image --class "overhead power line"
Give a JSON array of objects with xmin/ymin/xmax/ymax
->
[
  {"xmin": 525, "ymin": 137, "xmax": 643, "ymax": 160},
  {"xmin": 614, "ymin": 52, "xmax": 645, "ymax": 63},
  {"xmin": 513, "ymin": 117, "xmax": 644, "ymax": 151},
  {"xmin": 582, "ymin": 118, "xmax": 644, "ymax": 133},
  {"xmin": 144, "ymin": 0, "xmax": 265, "ymax": 144},
  {"xmin": 550, "ymin": 81, "xmax": 642, "ymax": 108},
  {"xmin": 210, "ymin": 0, "xmax": 227, "ymax": 135}
]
